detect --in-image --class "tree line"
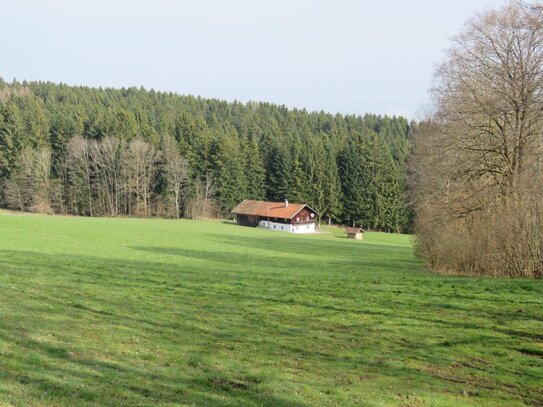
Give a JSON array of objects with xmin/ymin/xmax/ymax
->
[{"xmin": 0, "ymin": 79, "xmax": 414, "ymax": 232}]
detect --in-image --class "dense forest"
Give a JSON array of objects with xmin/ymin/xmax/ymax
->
[{"xmin": 0, "ymin": 79, "xmax": 414, "ymax": 232}]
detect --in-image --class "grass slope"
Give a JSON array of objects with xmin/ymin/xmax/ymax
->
[{"xmin": 0, "ymin": 214, "xmax": 541, "ymax": 406}]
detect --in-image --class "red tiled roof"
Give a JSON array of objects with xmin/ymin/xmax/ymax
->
[{"xmin": 232, "ymin": 200, "xmax": 315, "ymax": 219}]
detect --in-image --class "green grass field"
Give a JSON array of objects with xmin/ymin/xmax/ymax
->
[{"xmin": 0, "ymin": 213, "xmax": 541, "ymax": 406}]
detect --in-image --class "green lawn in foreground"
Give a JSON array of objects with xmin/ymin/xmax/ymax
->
[{"xmin": 0, "ymin": 213, "xmax": 541, "ymax": 406}]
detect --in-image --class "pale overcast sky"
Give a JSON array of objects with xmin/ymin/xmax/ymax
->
[{"xmin": 1, "ymin": 0, "xmax": 502, "ymax": 119}]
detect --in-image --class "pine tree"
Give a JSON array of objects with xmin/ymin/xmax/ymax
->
[
  {"xmin": 267, "ymin": 144, "xmax": 291, "ymax": 201},
  {"xmin": 212, "ymin": 130, "xmax": 248, "ymax": 213},
  {"xmin": 21, "ymin": 96, "xmax": 50, "ymax": 148},
  {"xmin": 338, "ymin": 135, "xmax": 373, "ymax": 227},
  {"xmin": 243, "ymin": 137, "xmax": 266, "ymax": 200},
  {"xmin": 0, "ymin": 101, "xmax": 24, "ymax": 177},
  {"xmin": 301, "ymin": 136, "xmax": 324, "ymax": 213},
  {"xmin": 369, "ymin": 134, "xmax": 402, "ymax": 232},
  {"xmin": 287, "ymin": 155, "xmax": 306, "ymax": 203},
  {"xmin": 322, "ymin": 143, "xmax": 343, "ymax": 222}
]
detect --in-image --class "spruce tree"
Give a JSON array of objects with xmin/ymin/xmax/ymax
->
[
  {"xmin": 243, "ymin": 137, "xmax": 266, "ymax": 200},
  {"xmin": 287, "ymin": 155, "xmax": 306, "ymax": 203},
  {"xmin": 322, "ymin": 144, "xmax": 343, "ymax": 222},
  {"xmin": 21, "ymin": 96, "xmax": 50, "ymax": 148},
  {"xmin": 211, "ymin": 131, "xmax": 248, "ymax": 213},
  {"xmin": 267, "ymin": 144, "xmax": 291, "ymax": 201},
  {"xmin": 301, "ymin": 136, "xmax": 325, "ymax": 214},
  {"xmin": 369, "ymin": 133, "xmax": 402, "ymax": 232},
  {"xmin": 338, "ymin": 135, "xmax": 373, "ymax": 227},
  {"xmin": 0, "ymin": 101, "xmax": 24, "ymax": 177}
]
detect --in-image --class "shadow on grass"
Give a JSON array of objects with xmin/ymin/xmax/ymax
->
[
  {"xmin": 128, "ymin": 245, "xmax": 427, "ymax": 284},
  {"xmin": 0, "ymin": 329, "xmax": 307, "ymax": 407},
  {"xmin": 211, "ymin": 233, "xmax": 416, "ymax": 260},
  {"xmin": 0, "ymin": 248, "xmax": 541, "ymax": 406},
  {"xmin": 129, "ymin": 245, "xmax": 327, "ymax": 270}
]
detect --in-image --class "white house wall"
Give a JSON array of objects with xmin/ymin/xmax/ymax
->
[{"xmin": 258, "ymin": 220, "xmax": 315, "ymax": 233}]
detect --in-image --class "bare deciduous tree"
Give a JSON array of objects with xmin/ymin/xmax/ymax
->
[
  {"xmin": 126, "ymin": 139, "xmax": 157, "ymax": 217},
  {"xmin": 94, "ymin": 136, "xmax": 125, "ymax": 216},
  {"xmin": 411, "ymin": 1, "xmax": 543, "ymax": 277},
  {"xmin": 2, "ymin": 147, "xmax": 54, "ymax": 213},
  {"xmin": 29, "ymin": 147, "xmax": 53, "ymax": 213},
  {"xmin": 2, "ymin": 148, "xmax": 33, "ymax": 211},
  {"xmin": 185, "ymin": 173, "xmax": 217, "ymax": 220},
  {"xmin": 66, "ymin": 136, "xmax": 95, "ymax": 216},
  {"xmin": 161, "ymin": 136, "xmax": 189, "ymax": 218}
]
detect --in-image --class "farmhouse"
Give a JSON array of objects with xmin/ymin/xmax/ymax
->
[
  {"xmin": 232, "ymin": 199, "xmax": 318, "ymax": 233},
  {"xmin": 345, "ymin": 227, "xmax": 364, "ymax": 239}
]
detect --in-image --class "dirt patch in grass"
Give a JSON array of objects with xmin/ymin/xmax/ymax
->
[{"xmin": 209, "ymin": 377, "xmax": 249, "ymax": 390}]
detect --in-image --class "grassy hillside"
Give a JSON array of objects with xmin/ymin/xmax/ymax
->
[{"xmin": 0, "ymin": 214, "xmax": 541, "ymax": 406}]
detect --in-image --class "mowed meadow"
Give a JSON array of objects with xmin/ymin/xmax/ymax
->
[{"xmin": 0, "ymin": 213, "xmax": 541, "ymax": 406}]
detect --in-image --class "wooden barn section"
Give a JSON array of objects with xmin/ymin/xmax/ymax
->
[
  {"xmin": 345, "ymin": 227, "xmax": 364, "ymax": 239},
  {"xmin": 232, "ymin": 199, "xmax": 318, "ymax": 233}
]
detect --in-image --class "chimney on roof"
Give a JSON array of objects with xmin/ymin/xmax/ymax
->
[{"xmin": 284, "ymin": 199, "xmax": 288, "ymax": 208}]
